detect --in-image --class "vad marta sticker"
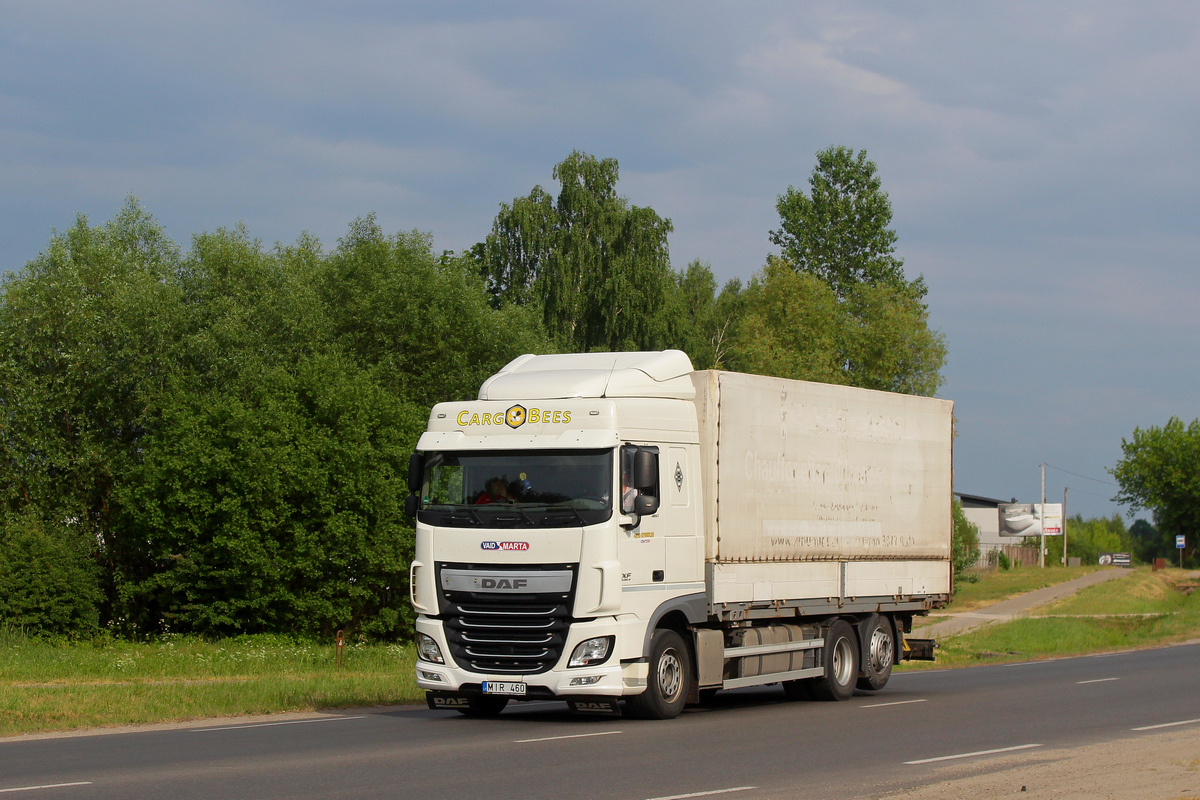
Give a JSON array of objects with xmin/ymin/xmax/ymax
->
[{"xmin": 481, "ymin": 541, "xmax": 530, "ymax": 551}]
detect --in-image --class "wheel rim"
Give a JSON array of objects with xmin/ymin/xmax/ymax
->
[
  {"xmin": 832, "ymin": 637, "xmax": 853, "ymax": 686},
  {"xmin": 869, "ymin": 628, "xmax": 893, "ymax": 673},
  {"xmin": 657, "ymin": 647, "xmax": 683, "ymax": 702}
]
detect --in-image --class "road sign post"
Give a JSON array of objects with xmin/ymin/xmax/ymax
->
[{"xmin": 1178, "ymin": 535, "xmax": 1186, "ymax": 568}]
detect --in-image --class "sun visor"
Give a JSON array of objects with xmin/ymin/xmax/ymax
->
[{"xmin": 417, "ymin": 428, "xmax": 621, "ymax": 451}]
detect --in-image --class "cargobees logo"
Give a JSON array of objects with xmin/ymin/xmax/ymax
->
[
  {"xmin": 505, "ymin": 405, "xmax": 526, "ymax": 428},
  {"xmin": 455, "ymin": 404, "xmax": 571, "ymax": 428}
]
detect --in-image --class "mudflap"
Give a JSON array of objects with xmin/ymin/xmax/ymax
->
[
  {"xmin": 427, "ymin": 691, "xmax": 471, "ymax": 710},
  {"xmin": 566, "ymin": 697, "xmax": 622, "ymax": 717}
]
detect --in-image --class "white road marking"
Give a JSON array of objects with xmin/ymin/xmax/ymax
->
[
  {"xmin": 191, "ymin": 715, "xmax": 365, "ymax": 732},
  {"xmin": 642, "ymin": 787, "xmax": 758, "ymax": 800},
  {"xmin": 0, "ymin": 783, "xmax": 92, "ymax": 794},
  {"xmin": 905, "ymin": 743, "xmax": 1043, "ymax": 765},
  {"xmin": 515, "ymin": 730, "xmax": 623, "ymax": 743},
  {"xmin": 1076, "ymin": 677, "xmax": 1120, "ymax": 684},
  {"xmin": 861, "ymin": 698, "xmax": 927, "ymax": 708},
  {"xmin": 1132, "ymin": 718, "xmax": 1200, "ymax": 731}
]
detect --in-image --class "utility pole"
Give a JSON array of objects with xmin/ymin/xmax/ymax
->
[
  {"xmin": 1063, "ymin": 487, "xmax": 1068, "ymax": 566},
  {"xmin": 1040, "ymin": 463, "xmax": 1046, "ymax": 568}
]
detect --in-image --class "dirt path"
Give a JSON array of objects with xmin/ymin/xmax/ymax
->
[{"xmin": 873, "ymin": 726, "xmax": 1200, "ymax": 800}]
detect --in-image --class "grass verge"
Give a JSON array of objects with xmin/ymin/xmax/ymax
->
[
  {"xmin": 900, "ymin": 612, "xmax": 1200, "ymax": 669},
  {"xmin": 1037, "ymin": 566, "xmax": 1198, "ymax": 616},
  {"xmin": 0, "ymin": 634, "xmax": 422, "ymax": 737},
  {"xmin": 901, "ymin": 566, "xmax": 1200, "ymax": 670},
  {"xmin": 943, "ymin": 564, "xmax": 1104, "ymax": 613},
  {"xmin": 7, "ymin": 569, "xmax": 1198, "ymax": 735}
]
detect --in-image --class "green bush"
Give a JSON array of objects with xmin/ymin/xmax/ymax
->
[
  {"xmin": 0, "ymin": 203, "xmax": 549, "ymax": 640},
  {"xmin": 1066, "ymin": 514, "xmax": 1136, "ymax": 565},
  {"xmin": 952, "ymin": 500, "xmax": 981, "ymax": 584},
  {"xmin": 0, "ymin": 510, "xmax": 101, "ymax": 636}
]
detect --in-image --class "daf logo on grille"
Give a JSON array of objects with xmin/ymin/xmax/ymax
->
[{"xmin": 479, "ymin": 578, "xmax": 528, "ymax": 590}]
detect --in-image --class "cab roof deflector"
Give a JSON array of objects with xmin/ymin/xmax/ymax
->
[{"xmin": 477, "ymin": 350, "xmax": 696, "ymax": 401}]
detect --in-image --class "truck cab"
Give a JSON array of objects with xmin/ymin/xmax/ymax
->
[{"xmin": 409, "ymin": 351, "xmax": 705, "ymax": 717}]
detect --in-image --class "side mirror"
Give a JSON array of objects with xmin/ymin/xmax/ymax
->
[
  {"xmin": 408, "ymin": 451, "xmax": 424, "ymax": 494},
  {"xmin": 633, "ymin": 449, "xmax": 657, "ymax": 490},
  {"xmin": 404, "ymin": 494, "xmax": 419, "ymax": 520},
  {"xmin": 633, "ymin": 494, "xmax": 659, "ymax": 516}
]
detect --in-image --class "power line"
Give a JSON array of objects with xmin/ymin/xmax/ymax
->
[
  {"xmin": 1044, "ymin": 462, "xmax": 1117, "ymax": 487},
  {"xmin": 1062, "ymin": 485, "xmax": 1115, "ymax": 500}
]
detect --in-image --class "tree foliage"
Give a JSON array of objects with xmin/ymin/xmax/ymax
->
[
  {"xmin": 0, "ymin": 509, "xmax": 100, "ymax": 635},
  {"xmin": 951, "ymin": 499, "xmax": 981, "ymax": 585},
  {"xmin": 1112, "ymin": 417, "xmax": 1200, "ymax": 567},
  {"xmin": 1127, "ymin": 518, "xmax": 1174, "ymax": 563},
  {"xmin": 770, "ymin": 145, "xmax": 920, "ymax": 299},
  {"xmin": 0, "ymin": 200, "xmax": 548, "ymax": 637},
  {"xmin": 475, "ymin": 151, "xmax": 675, "ymax": 351},
  {"xmin": 723, "ymin": 146, "xmax": 947, "ymax": 395},
  {"xmin": 659, "ymin": 260, "xmax": 744, "ymax": 370},
  {"xmin": 1063, "ymin": 514, "xmax": 1136, "ymax": 566},
  {"xmin": 727, "ymin": 257, "xmax": 946, "ymax": 395}
]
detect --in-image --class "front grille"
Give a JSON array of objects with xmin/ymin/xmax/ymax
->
[{"xmin": 438, "ymin": 564, "xmax": 576, "ymax": 675}]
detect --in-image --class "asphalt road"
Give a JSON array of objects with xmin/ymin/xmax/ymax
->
[{"xmin": 3, "ymin": 642, "xmax": 1199, "ymax": 800}]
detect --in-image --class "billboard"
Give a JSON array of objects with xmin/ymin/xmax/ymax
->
[{"xmin": 999, "ymin": 503, "xmax": 1063, "ymax": 537}]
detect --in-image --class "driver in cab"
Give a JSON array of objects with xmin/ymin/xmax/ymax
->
[{"xmin": 475, "ymin": 477, "xmax": 512, "ymax": 505}]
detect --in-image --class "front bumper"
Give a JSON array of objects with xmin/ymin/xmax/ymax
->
[{"xmin": 414, "ymin": 616, "xmax": 648, "ymax": 698}]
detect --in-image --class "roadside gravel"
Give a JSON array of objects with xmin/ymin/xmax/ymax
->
[{"xmin": 875, "ymin": 726, "xmax": 1200, "ymax": 800}]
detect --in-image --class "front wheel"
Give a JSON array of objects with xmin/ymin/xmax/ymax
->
[
  {"xmin": 810, "ymin": 620, "xmax": 858, "ymax": 702},
  {"xmin": 627, "ymin": 629, "xmax": 692, "ymax": 720}
]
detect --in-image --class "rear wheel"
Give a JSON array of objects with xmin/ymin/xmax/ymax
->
[
  {"xmin": 627, "ymin": 629, "xmax": 692, "ymax": 720},
  {"xmin": 810, "ymin": 620, "xmax": 858, "ymax": 701},
  {"xmin": 457, "ymin": 695, "xmax": 509, "ymax": 717},
  {"xmin": 856, "ymin": 615, "xmax": 895, "ymax": 691}
]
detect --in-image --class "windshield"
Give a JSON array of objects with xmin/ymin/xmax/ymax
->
[{"xmin": 418, "ymin": 449, "xmax": 613, "ymax": 528}]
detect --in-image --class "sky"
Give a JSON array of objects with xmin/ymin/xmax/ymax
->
[{"xmin": 4, "ymin": 1, "xmax": 1198, "ymax": 521}]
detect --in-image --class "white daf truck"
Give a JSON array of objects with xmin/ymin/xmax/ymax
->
[{"xmin": 406, "ymin": 350, "xmax": 951, "ymax": 719}]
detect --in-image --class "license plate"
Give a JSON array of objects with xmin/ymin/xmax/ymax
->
[{"xmin": 482, "ymin": 681, "xmax": 526, "ymax": 696}]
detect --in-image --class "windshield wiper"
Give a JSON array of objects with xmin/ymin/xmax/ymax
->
[
  {"xmin": 528, "ymin": 503, "xmax": 589, "ymax": 527},
  {"xmin": 478, "ymin": 504, "xmax": 536, "ymax": 527},
  {"xmin": 442, "ymin": 506, "xmax": 485, "ymax": 526}
]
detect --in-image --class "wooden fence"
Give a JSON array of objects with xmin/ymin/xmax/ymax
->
[{"xmin": 973, "ymin": 543, "xmax": 1042, "ymax": 569}]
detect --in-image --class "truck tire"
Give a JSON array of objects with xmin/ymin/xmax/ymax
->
[
  {"xmin": 627, "ymin": 629, "xmax": 691, "ymax": 720},
  {"xmin": 856, "ymin": 615, "xmax": 894, "ymax": 691},
  {"xmin": 810, "ymin": 620, "xmax": 858, "ymax": 701},
  {"xmin": 458, "ymin": 696, "xmax": 509, "ymax": 717}
]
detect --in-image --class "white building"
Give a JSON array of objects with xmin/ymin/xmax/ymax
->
[{"xmin": 956, "ymin": 491, "xmax": 1011, "ymax": 564}]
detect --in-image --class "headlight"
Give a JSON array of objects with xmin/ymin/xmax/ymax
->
[
  {"xmin": 568, "ymin": 636, "xmax": 614, "ymax": 667},
  {"xmin": 416, "ymin": 633, "xmax": 444, "ymax": 664}
]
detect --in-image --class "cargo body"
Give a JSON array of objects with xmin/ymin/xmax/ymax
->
[
  {"xmin": 408, "ymin": 351, "xmax": 951, "ymax": 719},
  {"xmin": 694, "ymin": 370, "xmax": 952, "ymax": 615}
]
